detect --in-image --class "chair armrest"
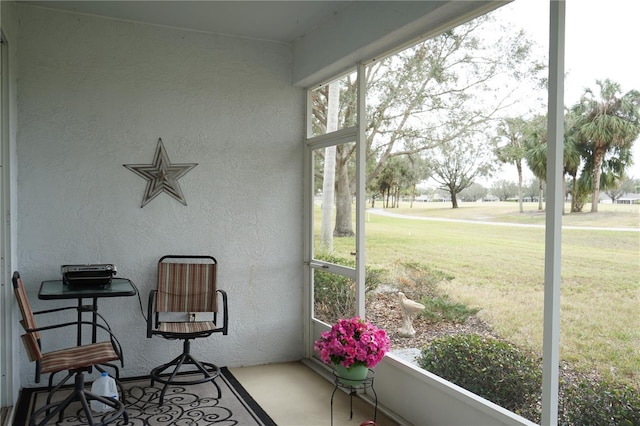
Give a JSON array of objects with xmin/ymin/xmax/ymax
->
[
  {"xmin": 217, "ymin": 289, "xmax": 228, "ymax": 335},
  {"xmin": 34, "ymin": 305, "xmax": 114, "ymax": 331},
  {"xmin": 26, "ymin": 320, "xmax": 117, "ymax": 339},
  {"xmin": 147, "ymin": 290, "xmax": 158, "ymax": 338},
  {"xmin": 25, "ymin": 320, "xmax": 126, "ymax": 366},
  {"xmin": 32, "ymin": 306, "xmax": 77, "ymax": 316}
]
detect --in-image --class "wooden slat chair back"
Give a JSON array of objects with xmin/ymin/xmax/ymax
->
[{"xmin": 13, "ymin": 274, "xmax": 41, "ymax": 339}]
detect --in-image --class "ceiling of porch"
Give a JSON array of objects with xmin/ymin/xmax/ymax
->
[
  {"xmin": 18, "ymin": 1, "xmax": 503, "ymax": 44},
  {"xmin": 18, "ymin": 1, "xmax": 354, "ymax": 43},
  {"xmin": 17, "ymin": 1, "xmax": 505, "ymax": 86}
]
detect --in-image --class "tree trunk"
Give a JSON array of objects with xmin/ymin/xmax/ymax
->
[
  {"xmin": 451, "ymin": 192, "xmax": 459, "ymax": 209},
  {"xmin": 516, "ymin": 161, "xmax": 523, "ymax": 213},
  {"xmin": 591, "ymin": 146, "xmax": 606, "ymax": 213},
  {"xmin": 410, "ymin": 185, "xmax": 415, "ymax": 208},
  {"xmin": 320, "ymin": 146, "xmax": 336, "ymax": 252},
  {"xmin": 319, "ymin": 82, "xmax": 340, "ymax": 251},
  {"xmin": 571, "ymin": 177, "xmax": 578, "ymax": 213},
  {"xmin": 334, "ymin": 147, "xmax": 354, "ymax": 237},
  {"xmin": 538, "ymin": 180, "xmax": 544, "ymax": 211}
]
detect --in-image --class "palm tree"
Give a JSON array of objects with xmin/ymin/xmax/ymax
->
[
  {"xmin": 571, "ymin": 79, "xmax": 640, "ymax": 212},
  {"xmin": 524, "ymin": 115, "xmax": 548, "ymax": 211},
  {"xmin": 563, "ymin": 110, "xmax": 587, "ymax": 213},
  {"xmin": 495, "ymin": 117, "xmax": 529, "ymax": 213},
  {"xmin": 578, "ymin": 143, "xmax": 633, "ymax": 208}
]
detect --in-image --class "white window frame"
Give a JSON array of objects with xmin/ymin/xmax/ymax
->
[
  {"xmin": 303, "ymin": 65, "xmax": 366, "ymax": 358},
  {"xmin": 302, "ymin": 4, "xmax": 565, "ymax": 422}
]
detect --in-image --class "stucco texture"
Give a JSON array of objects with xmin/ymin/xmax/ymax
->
[{"xmin": 15, "ymin": 5, "xmax": 304, "ymax": 383}]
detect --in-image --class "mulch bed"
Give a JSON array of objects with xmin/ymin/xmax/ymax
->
[{"xmin": 365, "ymin": 291, "xmax": 497, "ymax": 352}]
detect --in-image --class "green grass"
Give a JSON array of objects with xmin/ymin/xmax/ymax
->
[
  {"xmin": 421, "ymin": 295, "xmax": 481, "ymax": 324},
  {"xmin": 392, "ymin": 201, "xmax": 640, "ymax": 228},
  {"xmin": 318, "ymin": 201, "xmax": 640, "ymax": 386}
]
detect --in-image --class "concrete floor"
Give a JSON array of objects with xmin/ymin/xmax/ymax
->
[{"xmin": 230, "ymin": 362, "xmax": 401, "ymax": 426}]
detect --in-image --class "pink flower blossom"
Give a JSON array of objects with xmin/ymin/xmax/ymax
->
[{"xmin": 314, "ymin": 317, "xmax": 390, "ymax": 369}]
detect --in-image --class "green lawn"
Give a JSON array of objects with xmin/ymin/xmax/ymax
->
[
  {"xmin": 323, "ymin": 201, "xmax": 640, "ymax": 386},
  {"xmin": 391, "ymin": 200, "xmax": 640, "ymax": 229}
]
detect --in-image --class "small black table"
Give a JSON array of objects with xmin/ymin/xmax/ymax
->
[{"xmin": 39, "ymin": 278, "xmax": 137, "ymax": 346}]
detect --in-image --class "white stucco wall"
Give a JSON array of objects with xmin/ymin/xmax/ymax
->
[{"xmin": 15, "ymin": 5, "xmax": 304, "ymax": 385}]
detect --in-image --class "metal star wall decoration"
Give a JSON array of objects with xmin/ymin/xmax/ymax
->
[{"xmin": 124, "ymin": 138, "xmax": 198, "ymax": 208}]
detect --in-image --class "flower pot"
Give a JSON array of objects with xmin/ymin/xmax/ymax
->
[{"xmin": 335, "ymin": 364, "xmax": 369, "ymax": 386}]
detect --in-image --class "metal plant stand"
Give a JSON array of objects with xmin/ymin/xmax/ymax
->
[{"xmin": 330, "ymin": 369, "xmax": 377, "ymax": 426}]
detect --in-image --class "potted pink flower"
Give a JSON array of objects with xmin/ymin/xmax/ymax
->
[{"xmin": 314, "ymin": 317, "xmax": 390, "ymax": 385}]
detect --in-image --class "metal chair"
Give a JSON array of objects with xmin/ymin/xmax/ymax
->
[
  {"xmin": 147, "ymin": 255, "xmax": 228, "ymax": 405},
  {"xmin": 13, "ymin": 271, "xmax": 128, "ymax": 426},
  {"xmin": 12, "ymin": 272, "xmax": 125, "ymax": 396}
]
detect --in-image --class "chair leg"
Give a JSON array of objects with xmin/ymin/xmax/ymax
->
[
  {"xmin": 29, "ymin": 371, "xmax": 127, "ymax": 426},
  {"xmin": 45, "ymin": 371, "xmax": 74, "ymax": 407},
  {"xmin": 31, "ymin": 385, "xmax": 76, "ymax": 426},
  {"xmin": 96, "ymin": 363, "xmax": 127, "ymax": 404},
  {"xmin": 84, "ymin": 391, "xmax": 129, "ymax": 425},
  {"xmin": 74, "ymin": 389, "xmax": 93, "ymax": 426},
  {"xmin": 156, "ymin": 352, "xmax": 188, "ymax": 406},
  {"xmin": 187, "ymin": 354, "xmax": 222, "ymax": 398},
  {"xmin": 150, "ymin": 339, "xmax": 221, "ymax": 405}
]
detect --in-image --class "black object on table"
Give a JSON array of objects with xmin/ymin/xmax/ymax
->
[
  {"xmin": 330, "ymin": 368, "xmax": 378, "ymax": 426},
  {"xmin": 39, "ymin": 278, "xmax": 137, "ymax": 346}
]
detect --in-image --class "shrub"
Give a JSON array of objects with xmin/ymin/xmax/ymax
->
[
  {"xmin": 418, "ymin": 334, "xmax": 542, "ymax": 423},
  {"xmin": 313, "ymin": 253, "xmax": 387, "ymax": 324},
  {"xmin": 392, "ymin": 261, "xmax": 476, "ymax": 325},
  {"xmin": 314, "ymin": 268, "xmax": 355, "ymax": 323},
  {"xmin": 394, "ymin": 261, "xmax": 454, "ymax": 300},
  {"xmin": 559, "ymin": 378, "xmax": 640, "ymax": 425},
  {"xmin": 420, "ymin": 295, "xmax": 480, "ymax": 324}
]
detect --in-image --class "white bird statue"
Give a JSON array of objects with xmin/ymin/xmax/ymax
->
[{"xmin": 397, "ymin": 291, "xmax": 425, "ymax": 338}]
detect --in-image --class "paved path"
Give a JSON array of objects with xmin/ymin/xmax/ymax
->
[{"xmin": 367, "ymin": 208, "xmax": 640, "ymax": 232}]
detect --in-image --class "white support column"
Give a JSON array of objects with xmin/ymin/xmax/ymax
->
[
  {"xmin": 356, "ymin": 63, "xmax": 366, "ymax": 318},
  {"xmin": 542, "ymin": 1, "xmax": 565, "ymax": 424},
  {"xmin": 302, "ymin": 89, "xmax": 314, "ymax": 359}
]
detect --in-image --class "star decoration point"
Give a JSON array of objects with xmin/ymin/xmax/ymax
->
[{"xmin": 124, "ymin": 138, "xmax": 197, "ymax": 208}]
